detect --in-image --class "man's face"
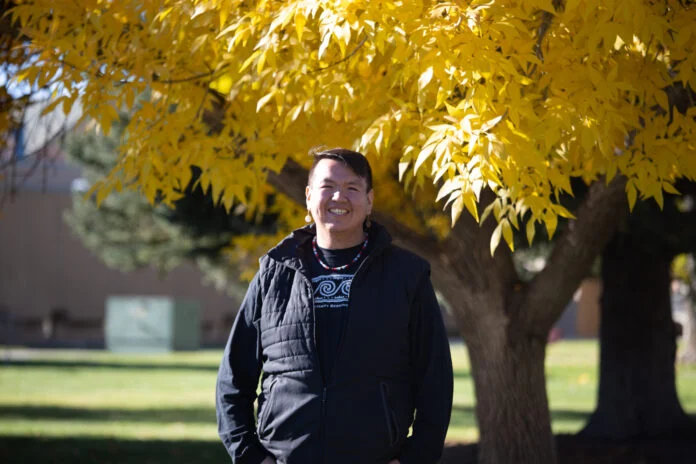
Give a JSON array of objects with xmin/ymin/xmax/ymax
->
[{"xmin": 306, "ymin": 159, "xmax": 374, "ymax": 244}]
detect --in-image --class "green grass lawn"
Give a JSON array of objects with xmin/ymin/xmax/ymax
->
[{"xmin": 1, "ymin": 341, "xmax": 695, "ymax": 463}]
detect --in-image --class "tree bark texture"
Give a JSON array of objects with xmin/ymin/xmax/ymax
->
[
  {"xmin": 581, "ymin": 233, "xmax": 695, "ymax": 439},
  {"xmin": 466, "ymin": 311, "xmax": 558, "ymax": 464}
]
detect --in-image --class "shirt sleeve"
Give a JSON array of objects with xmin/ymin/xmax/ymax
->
[
  {"xmin": 399, "ymin": 269, "xmax": 454, "ymax": 464},
  {"xmin": 216, "ymin": 272, "xmax": 271, "ymax": 464}
]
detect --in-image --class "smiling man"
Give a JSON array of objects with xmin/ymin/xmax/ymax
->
[{"xmin": 216, "ymin": 148, "xmax": 453, "ymax": 464}]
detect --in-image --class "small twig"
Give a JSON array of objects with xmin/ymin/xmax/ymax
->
[
  {"xmin": 60, "ymin": 56, "xmax": 228, "ymax": 87},
  {"xmin": 157, "ymin": 66, "xmax": 228, "ymax": 84},
  {"xmin": 307, "ymin": 35, "xmax": 369, "ymax": 74},
  {"xmin": 0, "ymin": 120, "xmax": 68, "ymax": 171}
]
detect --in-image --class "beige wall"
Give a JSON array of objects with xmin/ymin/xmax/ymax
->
[
  {"xmin": 576, "ymin": 278, "xmax": 601, "ymax": 338},
  {"xmin": 0, "ymin": 192, "xmax": 242, "ymax": 346}
]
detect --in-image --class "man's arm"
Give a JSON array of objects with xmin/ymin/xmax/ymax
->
[
  {"xmin": 399, "ymin": 270, "xmax": 454, "ymax": 464},
  {"xmin": 216, "ymin": 273, "xmax": 272, "ymax": 464}
]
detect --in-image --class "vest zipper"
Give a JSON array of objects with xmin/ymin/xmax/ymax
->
[
  {"xmin": 301, "ymin": 273, "xmax": 326, "ymax": 462},
  {"xmin": 329, "ymin": 255, "xmax": 371, "ymax": 381},
  {"xmin": 321, "ymin": 387, "xmax": 327, "ymax": 437},
  {"xmin": 294, "ymin": 243, "xmax": 379, "ymax": 462}
]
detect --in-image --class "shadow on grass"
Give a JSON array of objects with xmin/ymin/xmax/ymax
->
[
  {"xmin": 0, "ymin": 359, "xmax": 217, "ymax": 372},
  {"xmin": 0, "ymin": 436, "xmax": 228, "ymax": 464},
  {"xmin": 0, "ymin": 405, "xmax": 215, "ymax": 424},
  {"xmin": 0, "ymin": 403, "xmax": 594, "ymax": 430},
  {"xmin": 442, "ymin": 434, "xmax": 696, "ymax": 464}
]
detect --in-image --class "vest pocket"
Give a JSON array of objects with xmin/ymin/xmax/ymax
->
[
  {"xmin": 258, "ymin": 377, "xmax": 278, "ymax": 434},
  {"xmin": 379, "ymin": 381, "xmax": 400, "ymax": 447}
]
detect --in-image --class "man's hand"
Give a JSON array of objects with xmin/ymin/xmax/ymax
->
[{"xmin": 261, "ymin": 457, "xmax": 276, "ymax": 464}]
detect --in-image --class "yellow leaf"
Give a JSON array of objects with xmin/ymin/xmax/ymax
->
[
  {"xmin": 480, "ymin": 110, "xmax": 507, "ymax": 133},
  {"xmin": 419, "ymin": 66, "xmax": 434, "ymax": 91},
  {"xmin": 414, "ymin": 142, "xmax": 436, "ymax": 173},
  {"xmin": 219, "ymin": 8, "xmax": 229, "ymax": 30},
  {"xmin": 155, "ymin": 7, "xmax": 173, "ymax": 22},
  {"xmin": 536, "ymin": 0, "xmax": 557, "ymax": 13},
  {"xmin": 318, "ymin": 31, "xmax": 332, "ymax": 59},
  {"xmin": 96, "ymin": 184, "xmax": 110, "ymax": 207},
  {"xmin": 295, "ymin": 12, "xmax": 307, "ymax": 41},
  {"xmin": 191, "ymin": 34, "xmax": 208, "ymax": 53},
  {"xmin": 463, "ymin": 192, "xmax": 479, "ymax": 222},
  {"xmin": 451, "ymin": 194, "xmax": 464, "ymax": 226},
  {"xmin": 490, "ymin": 221, "xmax": 503, "ymax": 256},
  {"xmin": 40, "ymin": 97, "xmax": 65, "ymax": 117},
  {"xmin": 545, "ymin": 213, "xmax": 558, "ymax": 238},
  {"xmin": 655, "ymin": 91, "xmax": 669, "ymax": 111},
  {"xmin": 480, "ymin": 199, "xmax": 497, "ymax": 225},
  {"xmin": 211, "ymin": 74, "xmax": 234, "ymax": 94},
  {"xmin": 222, "ymin": 187, "xmax": 235, "ymax": 212},
  {"xmin": 662, "ymin": 182, "xmax": 680, "ymax": 195},
  {"xmin": 553, "ymin": 204, "xmax": 576, "ymax": 219},
  {"xmin": 502, "ymin": 219, "xmax": 514, "ymax": 251},
  {"xmin": 256, "ymin": 90, "xmax": 276, "ymax": 112},
  {"xmin": 626, "ymin": 182, "xmax": 638, "ymax": 211},
  {"xmin": 508, "ymin": 211, "xmax": 519, "ymax": 229},
  {"xmin": 526, "ymin": 218, "xmax": 536, "ymax": 245},
  {"xmin": 653, "ymin": 188, "xmax": 664, "ymax": 209},
  {"xmin": 398, "ymin": 161, "xmax": 409, "ymax": 181}
]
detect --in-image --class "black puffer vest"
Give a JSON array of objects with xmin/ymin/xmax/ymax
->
[{"xmin": 254, "ymin": 223, "xmax": 429, "ymax": 463}]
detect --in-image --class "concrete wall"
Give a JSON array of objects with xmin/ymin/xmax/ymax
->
[{"xmin": 0, "ymin": 191, "xmax": 241, "ymax": 347}]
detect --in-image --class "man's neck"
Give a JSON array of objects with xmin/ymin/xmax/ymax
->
[{"xmin": 315, "ymin": 229, "xmax": 365, "ymax": 250}]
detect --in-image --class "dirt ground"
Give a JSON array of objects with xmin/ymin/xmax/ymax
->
[{"xmin": 440, "ymin": 434, "xmax": 696, "ymax": 464}]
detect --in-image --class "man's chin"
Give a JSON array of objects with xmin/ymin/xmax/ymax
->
[{"xmin": 319, "ymin": 223, "xmax": 357, "ymax": 234}]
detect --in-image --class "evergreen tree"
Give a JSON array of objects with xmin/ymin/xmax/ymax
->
[{"xmin": 63, "ymin": 116, "xmax": 276, "ymax": 300}]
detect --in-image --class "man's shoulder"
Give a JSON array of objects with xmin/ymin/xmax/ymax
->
[
  {"xmin": 258, "ymin": 254, "xmax": 293, "ymax": 280},
  {"xmin": 380, "ymin": 244, "xmax": 430, "ymax": 273}
]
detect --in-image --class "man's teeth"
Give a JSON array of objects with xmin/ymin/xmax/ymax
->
[{"xmin": 329, "ymin": 208, "xmax": 348, "ymax": 215}]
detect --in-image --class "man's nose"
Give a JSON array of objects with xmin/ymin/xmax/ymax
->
[{"xmin": 331, "ymin": 188, "xmax": 345, "ymax": 200}]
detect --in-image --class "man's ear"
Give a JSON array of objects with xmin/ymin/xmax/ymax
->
[
  {"xmin": 367, "ymin": 189, "xmax": 374, "ymax": 214},
  {"xmin": 305, "ymin": 185, "xmax": 311, "ymax": 208}
]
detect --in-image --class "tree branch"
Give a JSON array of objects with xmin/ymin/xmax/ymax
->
[
  {"xmin": 426, "ymin": 189, "xmax": 517, "ymax": 333},
  {"xmin": 528, "ymin": 0, "xmax": 565, "ymax": 76},
  {"xmin": 521, "ymin": 176, "xmax": 628, "ymax": 333}
]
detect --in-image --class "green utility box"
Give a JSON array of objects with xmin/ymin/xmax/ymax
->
[{"xmin": 105, "ymin": 296, "xmax": 200, "ymax": 352}]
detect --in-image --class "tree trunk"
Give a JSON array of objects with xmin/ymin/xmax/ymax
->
[
  {"xmin": 581, "ymin": 233, "xmax": 695, "ymax": 439},
  {"xmin": 465, "ymin": 314, "xmax": 557, "ymax": 464}
]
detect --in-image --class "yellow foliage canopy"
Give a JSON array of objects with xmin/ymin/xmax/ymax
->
[{"xmin": 9, "ymin": 0, "xmax": 696, "ymax": 252}]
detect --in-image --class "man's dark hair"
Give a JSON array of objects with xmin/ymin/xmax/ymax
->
[{"xmin": 308, "ymin": 147, "xmax": 373, "ymax": 191}]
